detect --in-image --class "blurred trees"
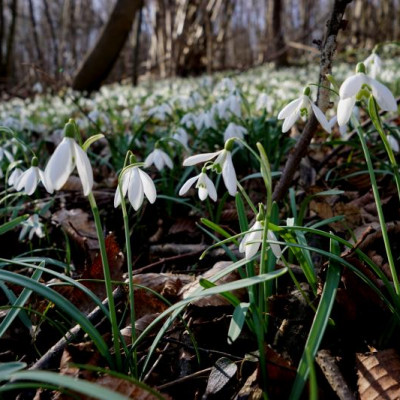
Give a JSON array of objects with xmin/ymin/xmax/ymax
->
[{"xmin": 1, "ymin": 0, "xmax": 400, "ymax": 92}]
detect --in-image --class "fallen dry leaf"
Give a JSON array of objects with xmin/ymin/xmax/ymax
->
[{"xmin": 356, "ymin": 348, "xmax": 400, "ymax": 400}]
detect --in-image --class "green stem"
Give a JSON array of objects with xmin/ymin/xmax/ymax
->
[
  {"xmin": 353, "ymin": 118, "xmax": 400, "ymax": 296},
  {"xmin": 119, "ymin": 185, "xmax": 138, "ymax": 378},
  {"xmin": 88, "ymin": 193, "xmax": 122, "ymax": 370},
  {"xmin": 368, "ymin": 96, "xmax": 400, "ymax": 204}
]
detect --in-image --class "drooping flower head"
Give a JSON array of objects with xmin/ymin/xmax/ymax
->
[
  {"xmin": 239, "ymin": 205, "xmax": 282, "ymax": 260},
  {"xmin": 179, "ymin": 167, "xmax": 217, "ymax": 202},
  {"xmin": 144, "ymin": 147, "xmax": 173, "ymax": 171},
  {"xmin": 182, "ymin": 138, "xmax": 237, "ymax": 196},
  {"xmin": 277, "ymin": 86, "xmax": 331, "ymax": 134},
  {"xmin": 363, "ymin": 52, "xmax": 382, "ymax": 79},
  {"xmin": 337, "ymin": 62, "xmax": 397, "ymax": 126},
  {"xmin": 15, "ymin": 157, "xmax": 51, "ymax": 195},
  {"xmin": 44, "ymin": 119, "xmax": 94, "ymax": 196},
  {"xmin": 114, "ymin": 154, "xmax": 157, "ymax": 211}
]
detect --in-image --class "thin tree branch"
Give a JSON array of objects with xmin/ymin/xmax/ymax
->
[{"xmin": 272, "ymin": 0, "xmax": 353, "ymax": 202}]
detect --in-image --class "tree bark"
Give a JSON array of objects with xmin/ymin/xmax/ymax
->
[
  {"xmin": 0, "ymin": 0, "xmax": 17, "ymax": 81},
  {"xmin": 266, "ymin": 0, "xmax": 287, "ymax": 67},
  {"xmin": 72, "ymin": 0, "xmax": 141, "ymax": 92},
  {"xmin": 132, "ymin": 0, "xmax": 143, "ymax": 86}
]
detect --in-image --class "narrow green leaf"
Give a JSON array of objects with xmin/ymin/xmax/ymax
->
[
  {"xmin": 6, "ymin": 371, "xmax": 136, "ymax": 400},
  {"xmin": 82, "ymin": 134, "xmax": 105, "ymax": 151},
  {"xmin": 0, "ymin": 362, "xmax": 26, "ymax": 381},
  {"xmin": 0, "ymin": 265, "xmax": 43, "ymax": 337},
  {"xmin": 0, "ymin": 215, "xmax": 29, "ymax": 235},
  {"xmin": 290, "ymin": 237, "xmax": 341, "ymax": 399},
  {"xmin": 201, "ymin": 218, "xmax": 239, "ymax": 245},
  {"xmin": 0, "ymin": 270, "xmax": 112, "ymax": 366},
  {"xmin": 228, "ymin": 302, "xmax": 250, "ymax": 344}
]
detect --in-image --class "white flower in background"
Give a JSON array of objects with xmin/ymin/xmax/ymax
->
[
  {"xmin": 256, "ymin": 93, "xmax": 271, "ymax": 112},
  {"xmin": 19, "ymin": 214, "xmax": 45, "ymax": 241},
  {"xmin": 180, "ymin": 112, "xmax": 196, "ymax": 128},
  {"xmin": 172, "ymin": 127, "xmax": 189, "ymax": 149},
  {"xmin": 217, "ymin": 94, "xmax": 242, "ymax": 119},
  {"xmin": 148, "ymin": 103, "xmax": 172, "ymax": 121},
  {"xmin": 183, "ymin": 139, "xmax": 237, "ymax": 196},
  {"xmin": 0, "ymin": 146, "xmax": 14, "ymax": 163},
  {"xmin": 224, "ymin": 122, "xmax": 247, "ymax": 142},
  {"xmin": 8, "ymin": 167, "xmax": 23, "ymax": 188},
  {"xmin": 114, "ymin": 166, "xmax": 156, "ymax": 210},
  {"xmin": 239, "ymin": 220, "xmax": 263, "ymax": 259},
  {"xmin": 132, "ymin": 105, "xmax": 142, "ymax": 124},
  {"xmin": 277, "ymin": 87, "xmax": 331, "ymax": 133},
  {"xmin": 195, "ymin": 110, "xmax": 217, "ymax": 130},
  {"xmin": 179, "ymin": 169, "xmax": 217, "ymax": 201},
  {"xmin": 337, "ymin": 62, "xmax": 397, "ymax": 126},
  {"xmin": 15, "ymin": 158, "xmax": 51, "ymax": 195},
  {"xmin": 328, "ymin": 116, "xmax": 348, "ymax": 138},
  {"xmin": 388, "ymin": 135, "xmax": 399, "ymax": 152},
  {"xmin": 216, "ymin": 77, "xmax": 236, "ymax": 93},
  {"xmin": 44, "ymin": 121, "xmax": 93, "ymax": 196},
  {"xmin": 363, "ymin": 53, "xmax": 382, "ymax": 79},
  {"xmin": 144, "ymin": 148, "xmax": 173, "ymax": 171}
]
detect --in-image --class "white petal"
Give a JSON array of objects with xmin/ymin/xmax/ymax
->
[
  {"xmin": 161, "ymin": 151, "xmax": 173, "ymax": 169},
  {"xmin": 153, "ymin": 151, "xmax": 164, "ymax": 171},
  {"xmin": 277, "ymin": 98, "xmax": 302, "ymax": 119},
  {"xmin": 282, "ymin": 109, "xmax": 300, "ymax": 133},
  {"xmin": 144, "ymin": 152, "xmax": 155, "ymax": 168},
  {"xmin": 339, "ymin": 73, "xmax": 365, "ymax": 99},
  {"xmin": 114, "ymin": 170, "xmax": 130, "ymax": 208},
  {"xmin": 138, "ymin": 169, "xmax": 157, "ymax": 203},
  {"xmin": 245, "ymin": 229, "xmax": 262, "ymax": 260},
  {"xmin": 337, "ymin": 97, "xmax": 356, "ymax": 126},
  {"xmin": 205, "ymin": 175, "xmax": 217, "ymax": 201},
  {"xmin": 73, "ymin": 142, "xmax": 93, "ymax": 196},
  {"xmin": 198, "ymin": 187, "xmax": 208, "ymax": 201},
  {"xmin": 369, "ymin": 78, "xmax": 397, "ymax": 112},
  {"xmin": 388, "ymin": 135, "xmax": 399, "ymax": 152},
  {"xmin": 128, "ymin": 168, "xmax": 144, "ymax": 211},
  {"xmin": 310, "ymin": 102, "xmax": 331, "ymax": 133},
  {"xmin": 183, "ymin": 152, "xmax": 219, "ymax": 166},
  {"xmin": 267, "ymin": 230, "xmax": 282, "ymax": 258},
  {"xmin": 45, "ymin": 138, "xmax": 74, "ymax": 191},
  {"xmin": 38, "ymin": 169, "xmax": 52, "ymax": 193},
  {"xmin": 222, "ymin": 152, "xmax": 237, "ymax": 196},
  {"xmin": 16, "ymin": 168, "xmax": 38, "ymax": 195},
  {"xmin": 179, "ymin": 175, "xmax": 199, "ymax": 196}
]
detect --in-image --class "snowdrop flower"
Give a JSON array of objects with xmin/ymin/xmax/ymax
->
[
  {"xmin": 19, "ymin": 214, "xmax": 45, "ymax": 241},
  {"xmin": 363, "ymin": 53, "xmax": 382, "ymax": 79},
  {"xmin": 148, "ymin": 103, "xmax": 172, "ymax": 121},
  {"xmin": 15, "ymin": 158, "xmax": 51, "ymax": 195},
  {"xmin": 179, "ymin": 168, "xmax": 217, "ymax": 201},
  {"xmin": 239, "ymin": 207, "xmax": 282, "ymax": 260},
  {"xmin": 172, "ymin": 127, "xmax": 189, "ymax": 149},
  {"xmin": 8, "ymin": 167, "xmax": 23, "ymax": 188},
  {"xmin": 195, "ymin": 110, "xmax": 217, "ymax": 130},
  {"xmin": 183, "ymin": 139, "xmax": 237, "ymax": 196},
  {"xmin": 224, "ymin": 122, "xmax": 247, "ymax": 142},
  {"xmin": 239, "ymin": 219, "xmax": 263, "ymax": 259},
  {"xmin": 114, "ymin": 165, "xmax": 156, "ymax": 210},
  {"xmin": 144, "ymin": 148, "xmax": 173, "ymax": 171},
  {"xmin": 180, "ymin": 113, "xmax": 196, "ymax": 128},
  {"xmin": 0, "ymin": 146, "xmax": 14, "ymax": 163},
  {"xmin": 256, "ymin": 93, "xmax": 271, "ymax": 112},
  {"xmin": 337, "ymin": 62, "xmax": 397, "ymax": 127},
  {"xmin": 277, "ymin": 87, "xmax": 331, "ymax": 133},
  {"xmin": 388, "ymin": 135, "xmax": 399, "ymax": 152},
  {"xmin": 44, "ymin": 120, "xmax": 93, "ymax": 196}
]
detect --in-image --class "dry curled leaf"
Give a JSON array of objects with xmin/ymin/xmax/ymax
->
[
  {"xmin": 356, "ymin": 348, "xmax": 400, "ymax": 400},
  {"xmin": 204, "ymin": 357, "xmax": 237, "ymax": 397}
]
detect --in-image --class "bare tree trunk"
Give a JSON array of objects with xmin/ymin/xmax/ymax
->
[
  {"xmin": 132, "ymin": 0, "xmax": 143, "ymax": 86},
  {"xmin": 43, "ymin": 0, "xmax": 59, "ymax": 76},
  {"xmin": 0, "ymin": 0, "xmax": 17, "ymax": 82},
  {"xmin": 28, "ymin": 0, "xmax": 43, "ymax": 66},
  {"xmin": 266, "ymin": 0, "xmax": 287, "ymax": 66},
  {"xmin": 72, "ymin": 0, "xmax": 141, "ymax": 92}
]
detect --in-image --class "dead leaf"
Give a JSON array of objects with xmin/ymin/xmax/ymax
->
[
  {"xmin": 179, "ymin": 261, "xmax": 246, "ymax": 307},
  {"xmin": 204, "ymin": 357, "xmax": 237, "ymax": 397},
  {"xmin": 52, "ymin": 208, "xmax": 98, "ymax": 257},
  {"xmin": 121, "ymin": 313, "xmax": 160, "ymax": 345},
  {"xmin": 356, "ymin": 349, "xmax": 400, "ymax": 400}
]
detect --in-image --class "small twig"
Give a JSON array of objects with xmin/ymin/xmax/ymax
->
[
  {"xmin": 272, "ymin": 0, "xmax": 352, "ymax": 202},
  {"xmin": 29, "ymin": 286, "xmax": 126, "ymax": 371},
  {"xmin": 316, "ymin": 349, "xmax": 355, "ymax": 400}
]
